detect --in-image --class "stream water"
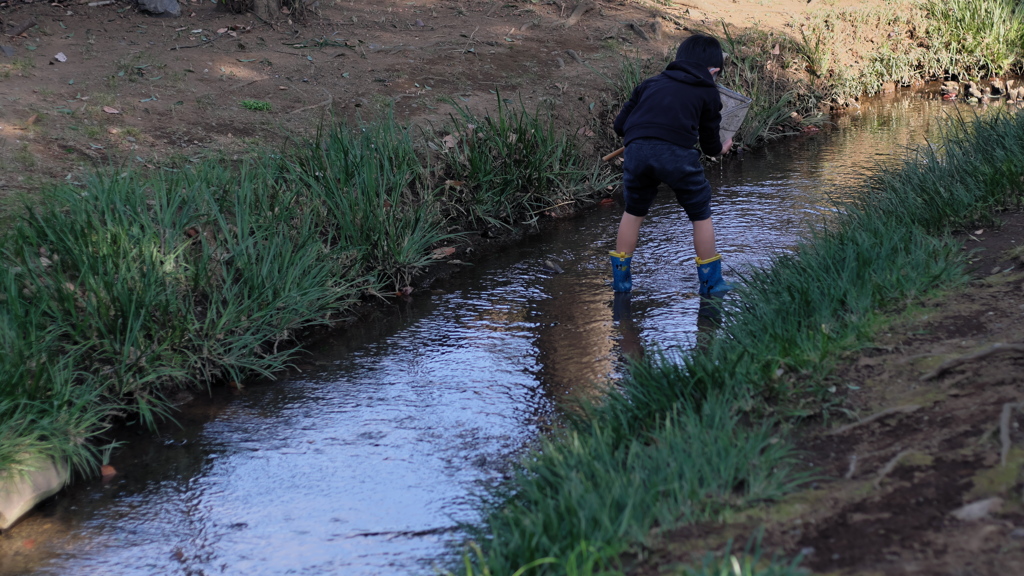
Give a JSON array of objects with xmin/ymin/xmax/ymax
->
[{"xmin": 0, "ymin": 90, "xmax": 969, "ymax": 576}]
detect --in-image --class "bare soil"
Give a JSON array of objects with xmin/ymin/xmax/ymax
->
[
  {"xmin": 4, "ymin": 1, "xmax": 1024, "ymax": 573},
  {"xmin": 0, "ymin": 0, "xmax": 841, "ymax": 202}
]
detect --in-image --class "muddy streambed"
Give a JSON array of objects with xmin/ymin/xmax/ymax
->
[{"xmin": 0, "ymin": 90, "xmax": 965, "ymax": 575}]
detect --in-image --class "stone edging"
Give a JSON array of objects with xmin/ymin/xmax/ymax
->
[{"xmin": 0, "ymin": 457, "xmax": 68, "ymax": 530}]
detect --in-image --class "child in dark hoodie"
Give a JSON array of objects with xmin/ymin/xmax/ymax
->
[{"xmin": 609, "ymin": 34, "xmax": 733, "ymax": 297}]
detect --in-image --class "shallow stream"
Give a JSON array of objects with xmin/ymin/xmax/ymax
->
[{"xmin": 0, "ymin": 90, "xmax": 967, "ymax": 576}]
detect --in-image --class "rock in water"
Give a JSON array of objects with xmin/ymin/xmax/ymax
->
[
  {"xmin": 543, "ymin": 260, "xmax": 564, "ymax": 274},
  {"xmin": 966, "ymin": 81, "xmax": 984, "ymax": 100}
]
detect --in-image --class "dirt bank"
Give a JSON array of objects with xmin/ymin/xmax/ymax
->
[
  {"xmin": 633, "ymin": 210, "xmax": 1024, "ymax": 575},
  {"xmin": 0, "ymin": 0, "xmax": 864, "ymax": 203}
]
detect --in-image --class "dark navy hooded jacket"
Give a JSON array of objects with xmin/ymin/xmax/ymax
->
[{"xmin": 613, "ymin": 60, "xmax": 723, "ymax": 154}]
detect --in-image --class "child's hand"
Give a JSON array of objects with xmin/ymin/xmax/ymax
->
[{"xmin": 720, "ymin": 138, "xmax": 733, "ymax": 156}]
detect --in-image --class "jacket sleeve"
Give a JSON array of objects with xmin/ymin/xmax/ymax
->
[
  {"xmin": 697, "ymin": 87, "xmax": 724, "ymax": 154},
  {"xmin": 613, "ymin": 82, "xmax": 645, "ymax": 138}
]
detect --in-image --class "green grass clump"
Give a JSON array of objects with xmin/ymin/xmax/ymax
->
[
  {"xmin": 240, "ymin": 99, "xmax": 272, "ymax": 111},
  {"xmin": 718, "ymin": 26, "xmax": 825, "ymax": 145},
  {"xmin": 0, "ymin": 291, "xmax": 109, "ymax": 478},
  {"xmin": 432, "ymin": 95, "xmax": 610, "ymax": 229},
  {"xmin": 449, "ymin": 106, "xmax": 1024, "ymax": 575},
  {"xmin": 473, "ymin": 392, "xmax": 805, "ymax": 572},
  {"xmin": 2, "ymin": 162, "xmax": 366, "ymax": 428},
  {"xmin": 289, "ymin": 111, "xmax": 449, "ymax": 289},
  {"xmin": 921, "ymin": 0, "xmax": 1024, "ymax": 79}
]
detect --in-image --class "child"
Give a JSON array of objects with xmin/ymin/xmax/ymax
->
[{"xmin": 609, "ymin": 34, "xmax": 733, "ymax": 297}]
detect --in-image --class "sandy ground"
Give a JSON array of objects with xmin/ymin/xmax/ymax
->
[
  {"xmin": 2, "ymin": 1, "xmax": 1023, "ymax": 573},
  {"xmin": 0, "ymin": 0, "xmax": 845, "ymax": 201}
]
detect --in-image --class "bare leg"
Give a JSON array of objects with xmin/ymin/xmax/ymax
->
[
  {"xmin": 615, "ymin": 213, "xmax": 645, "ymax": 255},
  {"xmin": 692, "ymin": 218, "xmax": 717, "ymax": 260}
]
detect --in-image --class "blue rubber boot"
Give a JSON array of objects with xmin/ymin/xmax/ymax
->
[
  {"xmin": 610, "ymin": 251, "xmax": 632, "ymax": 293},
  {"xmin": 696, "ymin": 254, "xmax": 733, "ymax": 297}
]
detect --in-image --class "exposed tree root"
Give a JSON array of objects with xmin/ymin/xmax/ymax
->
[
  {"xmin": 874, "ymin": 449, "xmax": 915, "ymax": 489},
  {"xmin": 1000, "ymin": 402, "xmax": 1023, "ymax": 467},
  {"xmin": 828, "ymin": 404, "xmax": 921, "ymax": 436},
  {"xmin": 920, "ymin": 343, "xmax": 1024, "ymax": 381},
  {"xmin": 562, "ymin": 1, "xmax": 594, "ymax": 27}
]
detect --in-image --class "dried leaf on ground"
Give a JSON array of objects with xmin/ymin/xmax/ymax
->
[{"xmin": 432, "ymin": 246, "xmax": 456, "ymax": 259}]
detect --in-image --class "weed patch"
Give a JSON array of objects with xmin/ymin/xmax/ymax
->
[
  {"xmin": 240, "ymin": 99, "xmax": 272, "ymax": 111},
  {"xmin": 288, "ymin": 110, "xmax": 447, "ymax": 289},
  {"xmin": 431, "ymin": 96, "xmax": 609, "ymax": 229}
]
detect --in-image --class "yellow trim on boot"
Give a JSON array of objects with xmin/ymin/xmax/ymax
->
[
  {"xmin": 695, "ymin": 254, "xmax": 722, "ymax": 265},
  {"xmin": 609, "ymin": 251, "xmax": 632, "ymax": 259}
]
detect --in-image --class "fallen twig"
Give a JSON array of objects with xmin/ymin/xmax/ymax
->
[
  {"xmin": 649, "ymin": 7, "xmax": 685, "ymax": 28},
  {"xmin": 248, "ymin": 10, "xmax": 278, "ymax": 32},
  {"xmin": 289, "ymin": 89, "xmax": 332, "ymax": 114},
  {"xmin": 459, "ymin": 26, "xmax": 479, "ymax": 55},
  {"xmin": 845, "ymin": 454, "xmax": 858, "ymax": 479},
  {"xmin": 978, "ymin": 422, "xmax": 999, "ymax": 446},
  {"xmin": 230, "ymin": 78, "xmax": 263, "ymax": 91},
  {"xmin": 828, "ymin": 404, "xmax": 921, "ymax": 436},
  {"xmin": 169, "ymin": 33, "xmax": 224, "ymax": 51},
  {"xmin": 920, "ymin": 343, "xmax": 1024, "ymax": 381},
  {"xmin": 529, "ymin": 200, "xmax": 575, "ymax": 214}
]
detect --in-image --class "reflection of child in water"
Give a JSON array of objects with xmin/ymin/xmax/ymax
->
[
  {"xmin": 612, "ymin": 295, "xmax": 723, "ymax": 361},
  {"xmin": 612, "ymin": 294, "xmax": 644, "ymax": 362},
  {"xmin": 609, "ymin": 34, "xmax": 734, "ymax": 298}
]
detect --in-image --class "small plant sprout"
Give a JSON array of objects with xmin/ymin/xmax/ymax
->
[{"xmin": 240, "ymin": 99, "xmax": 272, "ymax": 111}]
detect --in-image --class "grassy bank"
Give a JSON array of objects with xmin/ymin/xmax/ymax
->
[
  {"xmin": 630, "ymin": 0, "xmax": 1024, "ymax": 149},
  {"xmin": 787, "ymin": 0, "xmax": 1024, "ymax": 100},
  {"xmin": 0, "ymin": 102, "xmax": 607, "ymax": 484},
  {"xmin": 447, "ymin": 107, "xmax": 1024, "ymax": 574}
]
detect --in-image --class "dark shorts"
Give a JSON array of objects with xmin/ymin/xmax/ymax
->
[{"xmin": 622, "ymin": 138, "xmax": 712, "ymax": 221}]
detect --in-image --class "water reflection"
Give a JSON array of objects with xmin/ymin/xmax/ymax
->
[
  {"xmin": 612, "ymin": 293, "xmax": 645, "ymax": 362},
  {"xmin": 0, "ymin": 90, "xmax": 968, "ymax": 576}
]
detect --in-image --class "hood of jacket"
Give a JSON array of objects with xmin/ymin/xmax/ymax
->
[{"xmin": 661, "ymin": 60, "xmax": 717, "ymax": 88}]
